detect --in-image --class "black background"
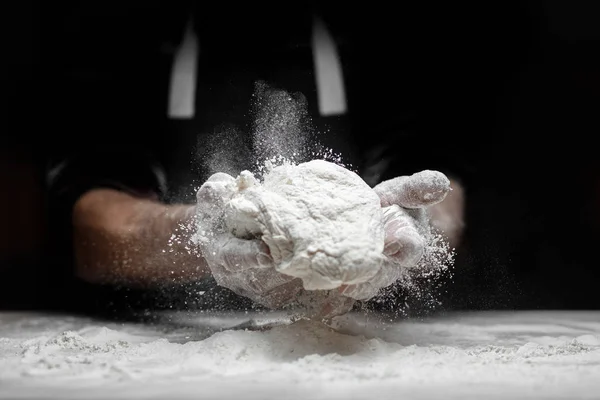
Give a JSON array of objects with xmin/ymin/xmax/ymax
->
[{"xmin": 2, "ymin": 1, "xmax": 600, "ymax": 313}]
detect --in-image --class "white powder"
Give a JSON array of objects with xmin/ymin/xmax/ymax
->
[
  {"xmin": 222, "ymin": 159, "xmax": 384, "ymax": 290},
  {"xmin": 1, "ymin": 311, "xmax": 600, "ymax": 399}
]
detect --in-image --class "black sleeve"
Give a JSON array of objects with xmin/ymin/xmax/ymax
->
[{"xmin": 46, "ymin": 147, "xmax": 167, "ymax": 214}]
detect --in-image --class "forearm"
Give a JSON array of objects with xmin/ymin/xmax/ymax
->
[{"xmin": 72, "ymin": 188, "xmax": 209, "ymax": 287}]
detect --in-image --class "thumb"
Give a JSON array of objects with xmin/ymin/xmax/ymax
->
[{"xmin": 374, "ymin": 170, "xmax": 451, "ymax": 209}]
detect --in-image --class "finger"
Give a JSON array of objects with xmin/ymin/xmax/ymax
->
[
  {"xmin": 207, "ymin": 238, "xmax": 298, "ymax": 306},
  {"xmin": 374, "ymin": 170, "xmax": 451, "ymax": 209},
  {"xmin": 340, "ymin": 281, "xmax": 380, "ymax": 300},
  {"xmin": 295, "ymin": 289, "xmax": 356, "ymax": 318},
  {"xmin": 255, "ymin": 277, "xmax": 303, "ymax": 309},
  {"xmin": 227, "ymin": 267, "xmax": 298, "ymax": 306},
  {"xmin": 340, "ymin": 253, "xmax": 410, "ymax": 301},
  {"xmin": 317, "ymin": 296, "xmax": 356, "ymax": 319},
  {"xmin": 382, "ymin": 204, "xmax": 415, "ymax": 232},
  {"xmin": 340, "ymin": 257, "xmax": 400, "ymax": 300},
  {"xmin": 387, "ymin": 206, "xmax": 430, "ymax": 236},
  {"xmin": 384, "ymin": 228, "xmax": 424, "ymax": 268},
  {"xmin": 216, "ymin": 236, "xmax": 273, "ymax": 272},
  {"xmin": 405, "ymin": 208, "xmax": 431, "ymax": 236},
  {"xmin": 211, "ymin": 263, "xmax": 298, "ymax": 308},
  {"xmin": 382, "ymin": 205, "xmax": 425, "ymax": 267}
]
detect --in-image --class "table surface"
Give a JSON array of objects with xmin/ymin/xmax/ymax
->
[{"xmin": 1, "ymin": 310, "xmax": 599, "ymax": 400}]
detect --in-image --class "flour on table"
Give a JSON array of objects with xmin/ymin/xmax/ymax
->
[
  {"xmin": 207, "ymin": 159, "xmax": 385, "ymax": 291},
  {"xmin": 2, "ymin": 311, "xmax": 600, "ymax": 399}
]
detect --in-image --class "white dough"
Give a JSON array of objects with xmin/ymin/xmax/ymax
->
[{"xmin": 223, "ymin": 159, "xmax": 385, "ymax": 290}]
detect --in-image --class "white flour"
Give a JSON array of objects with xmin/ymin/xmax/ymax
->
[
  {"xmin": 1, "ymin": 311, "xmax": 600, "ymax": 399},
  {"xmin": 223, "ymin": 159, "xmax": 384, "ymax": 290}
]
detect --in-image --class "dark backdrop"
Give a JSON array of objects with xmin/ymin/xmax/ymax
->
[{"xmin": 2, "ymin": 1, "xmax": 599, "ymax": 312}]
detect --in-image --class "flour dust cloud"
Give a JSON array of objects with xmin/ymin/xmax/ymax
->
[{"xmin": 178, "ymin": 81, "xmax": 454, "ymax": 318}]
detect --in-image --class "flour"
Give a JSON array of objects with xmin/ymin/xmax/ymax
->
[
  {"xmin": 222, "ymin": 159, "xmax": 384, "ymax": 290},
  {"xmin": 2, "ymin": 311, "xmax": 600, "ymax": 399},
  {"xmin": 251, "ymin": 81, "xmax": 314, "ymax": 165}
]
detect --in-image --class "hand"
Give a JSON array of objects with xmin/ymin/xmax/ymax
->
[
  {"xmin": 339, "ymin": 170, "xmax": 451, "ymax": 300},
  {"xmin": 194, "ymin": 172, "xmax": 304, "ymax": 309},
  {"xmin": 193, "ymin": 170, "xmax": 451, "ymax": 318}
]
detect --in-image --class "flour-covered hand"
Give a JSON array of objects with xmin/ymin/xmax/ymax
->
[
  {"xmin": 194, "ymin": 168, "xmax": 450, "ymax": 317},
  {"xmin": 340, "ymin": 170, "xmax": 451, "ymax": 300},
  {"xmin": 203, "ymin": 233, "xmax": 306, "ymax": 309},
  {"xmin": 194, "ymin": 173, "xmax": 303, "ymax": 309}
]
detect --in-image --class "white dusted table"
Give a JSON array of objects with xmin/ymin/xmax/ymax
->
[{"xmin": 1, "ymin": 310, "xmax": 599, "ymax": 399}]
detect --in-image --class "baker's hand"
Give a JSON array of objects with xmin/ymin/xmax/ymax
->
[
  {"xmin": 193, "ymin": 173, "xmax": 300, "ymax": 309},
  {"xmin": 193, "ymin": 170, "xmax": 450, "ymax": 318},
  {"xmin": 340, "ymin": 170, "xmax": 451, "ymax": 300}
]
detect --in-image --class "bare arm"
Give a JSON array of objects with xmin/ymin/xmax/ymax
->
[{"xmin": 72, "ymin": 188, "xmax": 210, "ymax": 287}]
